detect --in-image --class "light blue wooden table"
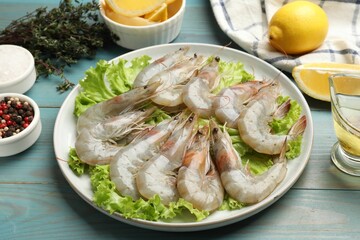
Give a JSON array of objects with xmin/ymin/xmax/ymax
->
[{"xmin": 1, "ymin": 0, "xmax": 359, "ymax": 239}]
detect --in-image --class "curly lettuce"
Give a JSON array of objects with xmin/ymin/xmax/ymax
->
[
  {"xmin": 90, "ymin": 165, "xmax": 209, "ymax": 221},
  {"xmin": 219, "ymin": 194, "xmax": 246, "ymax": 211},
  {"xmin": 74, "ymin": 56, "xmax": 151, "ymax": 117},
  {"xmin": 68, "ymin": 147, "xmax": 87, "ymax": 176},
  {"xmin": 213, "ymin": 58, "xmax": 254, "ymax": 94}
]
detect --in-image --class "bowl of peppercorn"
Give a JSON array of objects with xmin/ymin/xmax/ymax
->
[{"xmin": 0, "ymin": 93, "xmax": 42, "ymax": 157}]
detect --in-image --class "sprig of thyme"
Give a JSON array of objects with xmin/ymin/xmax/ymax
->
[{"xmin": 0, "ymin": 0, "xmax": 111, "ymax": 93}]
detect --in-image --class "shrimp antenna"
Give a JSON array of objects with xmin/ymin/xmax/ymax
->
[
  {"xmin": 131, "ymin": 82, "xmax": 164, "ymax": 105},
  {"xmin": 56, "ymin": 157, "xmax": 68, "ymax": 163},
  {"xmin": 207, "ymin": 41, "xmax": 232, "ymax": 58}
]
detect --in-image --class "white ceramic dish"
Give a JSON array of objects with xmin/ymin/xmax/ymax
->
[
  {"xmin": 99, "ymin": 0, "xmax": 185, "ymax": 50},
  {"xmin": 0, "ymin": 45, "xmax": 37, "ymax": 94},
  {"xmin": 0, "ymin": 93, "xmax": 42, "ymax": 157},
  {"xmin": 53, "ymin": 43, "xmax": 314, "ymax": 232}
]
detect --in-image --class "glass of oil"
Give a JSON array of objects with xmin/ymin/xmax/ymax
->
[{"xmin": 329, "ymin": 73, "xmax": 360, "ymax": 176}]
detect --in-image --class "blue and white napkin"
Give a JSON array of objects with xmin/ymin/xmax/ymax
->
[{"xmin": 210, "ymin": 0, "xmax": 360, "ymax": 72}]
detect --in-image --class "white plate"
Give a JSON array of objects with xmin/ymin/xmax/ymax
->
[{"xmin": 54, "ymin": 43, "xmax": 314, "ymax": 232}]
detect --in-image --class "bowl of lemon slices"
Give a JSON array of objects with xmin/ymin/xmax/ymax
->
[{"xmin": 99, "ymin": 0, "xmax": 185, "ymax": 49}]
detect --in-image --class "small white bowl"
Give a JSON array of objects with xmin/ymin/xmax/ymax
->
[
  {"xmin": 0, "ymin": 93, "xmax": 42, "ymax": 157},
  {"xmin": 0, "ymin": 45, "xmax": 37, "ymax": 94},
  {"xmin": 99, "ymin": 0, "xmax": 186, "ymax": 50}
]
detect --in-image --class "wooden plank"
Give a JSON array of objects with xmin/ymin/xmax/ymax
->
[{"xmin": 0, "ymin": 184, "xmax": 359, "ymax": 239}]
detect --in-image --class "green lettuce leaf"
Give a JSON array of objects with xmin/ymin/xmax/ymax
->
[
  {"xmin": 106, "ymin": 56, "xmax": 152, "ymax": 95},
  {"xmin": 213, "ymin": 59, "xmax": 254, "ymax": 94},
  {"xmin": 74, "ymin": 56, "xmax": 152, "ymax": 117},
  {"xmin": 241, "ymin": 153, "xmax": 274, "ymax": 175},
  {"xmin": 286, "ymin": 135, "xmax": 303, "ymax": 159},
  {"xmin": 74, "ymin": 60, "xmax": 114, "ymax": 117},
  {"xmin": 219, "ymin": 194, "xmax": 246, "ymax": 211},
  {"xmin": 68, "ymin": 148, "xmax": 87, "ymax": 176},
  {"xmin": 90, "ymin": 165, "xmax": 209, "ymax": 221}
]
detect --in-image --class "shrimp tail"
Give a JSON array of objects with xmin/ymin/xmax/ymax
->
[
  {"xmin": 243, "ymin": 159, "xmax": 252, "ymax": 175},
  {"xmin": 288, "ymin": 115, "xmax": 307, "ymax": 138},
  {"xmin": 274, "ymin": 99, "xmax": 291, "ymax": 119},
  {"xmin": 276, "ymin": 137, "xmax": 288, "ymax": 164},
  {"xmin": 133, "ymin": 46, "xmax": 190, "ymax": 88}
]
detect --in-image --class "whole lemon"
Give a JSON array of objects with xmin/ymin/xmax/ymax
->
[{"xmin": 268, "ymin": 1, "xmax": 329, "ymax": 55}]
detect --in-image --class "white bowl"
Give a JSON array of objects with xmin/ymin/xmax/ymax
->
[
  {"xmin": 99, "ymin": 0, "xmax": 186, "ymax": 49},
  {"xmin": 0, "ymin": 93, "xmax": 42, "ymax": 157},
  {"xmin": 0, "ymin": 45, "xmax": 37, "ymax": 94}
]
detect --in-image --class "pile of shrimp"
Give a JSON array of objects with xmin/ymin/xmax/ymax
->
[{"xmin": 74, "ymin": 46, "xmax": 307, "ymax": 213}]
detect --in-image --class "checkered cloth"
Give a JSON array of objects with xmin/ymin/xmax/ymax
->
[{"xmin": 210, "ymin": 0, "xmax": 360, "ymax": 72}]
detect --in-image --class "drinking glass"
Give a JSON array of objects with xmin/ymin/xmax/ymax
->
[{"xmin": 329, "ymin": 73, "xmax": 360, "ymax": 176}]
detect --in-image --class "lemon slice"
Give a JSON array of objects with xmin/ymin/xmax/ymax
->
[
  {"xmin": 144, "ymin": 3, "xmax": 168, "ymax": 22},
  {"xmin": 102, "ymin": 2, "xmax": 155, "ymax": 26},
  {"xmin": 105, "ymin": 0, "xmax": 165, "ymax": 17},
  {"xmin": 166, "ymin": 0, "xmax": 177, "ymax": 4},
  {"xmin": 292, "ymin": 63, "xmax": 360, "ymax": 102}
]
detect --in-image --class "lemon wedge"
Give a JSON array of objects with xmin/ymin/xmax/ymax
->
[
  {"xmin": 144, "ymin": 3, "xmax": 168, "ymax": 22},
  {"xmin": 292, "ymin": 63, "xmax": 360, "ymax": 101},
  {"xmin": 105, "ymin": 0, "xmax": 165, "ymax": 17}
]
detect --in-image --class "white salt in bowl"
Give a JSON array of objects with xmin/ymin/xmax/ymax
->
[
  {"xmin": 99, "ymin": 0, "xmax": 186, "ymax": 50},
  {"xmin": 0, "ymin": 93, "xmax": 42, "ymax": 157},
  {"xmin": 0, "ymin": 45, "xmax": 37, "ymax": 94}
]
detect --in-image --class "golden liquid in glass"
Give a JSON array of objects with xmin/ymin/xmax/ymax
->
[{"xmin": 332, "ymin": 94, "xmax": 360, "ymax": 156}]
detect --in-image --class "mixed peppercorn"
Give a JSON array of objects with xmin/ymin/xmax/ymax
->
[{"xmin": 0, "ymin": 96, "xmax": 34, "ymax": 139}]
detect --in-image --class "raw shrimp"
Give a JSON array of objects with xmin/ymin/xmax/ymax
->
[
  {"xmin": 136, "ymin": 115, "xmax": 197, "ymax": 205},
  {"xmin": 147, "ymin": 54, "xmax": 205, "ymax": 88},
  {"xmin": 149, "ymin": 85, "xmax": 185, "ymax": 107},
  {"xmin": 182, "ymin": 57, "xmax": 221, "ymax": 118},
  {"xmin": 214, "ymin": 80, "xmax": 273, "ymax": 128},
  {"xmin": 177, "ymin": 126, "xmax": 224, "ymax": 211},
  {"xmin": 133, "ymin": 47, "xmax": 190, "ymax": 88},
  {"xmin": 237, "ymin": 82, "xmax": 307, "ymax": 155},
  {"xmin": 149, "ymin": 55, "xmax": 206, "ymax": 107},
  {"xmin": 109, "ymin": 114, "xmax": 183, "ymax": 200},
  {"xmin": 75, "ymin": 107, "xmax": 156, "ymax": 165},
  {"xmin": 210, "ymin": 119, "xmax": 287, "ymax": 204},
  {"xmin": 193, "ymin": 56, "xmax": 221, "ymax": 90},
  {"xmin": 77, "ymin": 82, "xmax": 161, "ymax": 132}
]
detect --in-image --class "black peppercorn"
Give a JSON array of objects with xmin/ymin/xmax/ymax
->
[{"xmin": 0, "ymin": 96, "xmax": 35, "ymax": 139}]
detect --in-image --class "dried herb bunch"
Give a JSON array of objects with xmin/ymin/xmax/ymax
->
[{"xmin": 0, "ymin": 0, "xmax": 111, "ymax": 92}]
